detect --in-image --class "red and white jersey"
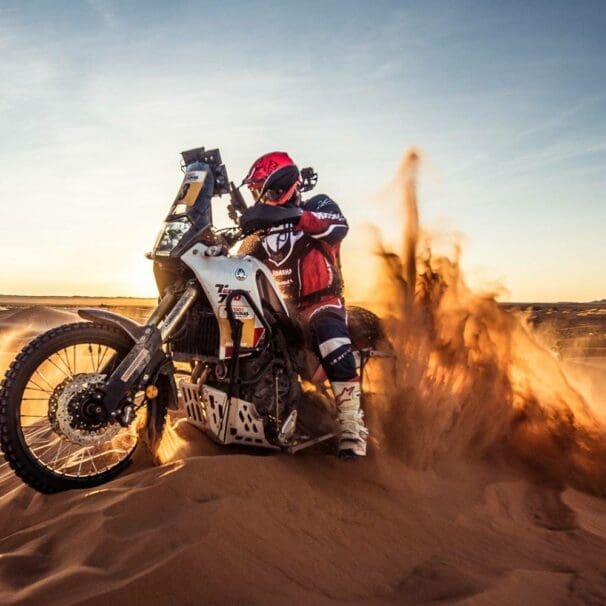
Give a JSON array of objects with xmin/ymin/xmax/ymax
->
[{"xmin": 253, "ymin": 194, "xmax": 348, "ymax": 307}]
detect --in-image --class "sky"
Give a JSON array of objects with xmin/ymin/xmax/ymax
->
[{"xmin": 0, "ymin": 0, "xmax": 604, "ymax": 302}]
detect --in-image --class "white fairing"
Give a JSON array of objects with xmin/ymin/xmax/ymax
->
[{"xmin": 181, "ymin": 243, "xmax": 289, "ymax": 359}]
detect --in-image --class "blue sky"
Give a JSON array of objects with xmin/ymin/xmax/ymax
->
[{"xmin": 0, "ymin": 0, "xmax": 604, "ymax": 300}]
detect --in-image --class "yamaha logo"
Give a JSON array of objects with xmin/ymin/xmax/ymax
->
[{"xmin": 235, "ymin": 268, "xmax": 247, "ymax": 281}]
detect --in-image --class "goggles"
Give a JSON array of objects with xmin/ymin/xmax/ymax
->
[
  {"xmin": 247, "ymin": 182, "xmax": 264, "ymax": 202},
  {"xmin": 247, "ymin": 179, "xmax": 300, "ymax": 206},
  {"xmin": 247, "ymin": 184, "xmax": 278, "ymax": 205}
]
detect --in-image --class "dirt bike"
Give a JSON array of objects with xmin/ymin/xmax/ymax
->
[{"xmin": 0, "ymin": 147, "xmax": 388, "ymax": 493}]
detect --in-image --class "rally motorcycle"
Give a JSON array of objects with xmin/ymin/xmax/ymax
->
[{"xmin": 0, "ymin": 147, "xmax": 388, "ymax": 493}]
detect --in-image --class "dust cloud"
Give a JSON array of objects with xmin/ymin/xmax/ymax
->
[{"xmin": 366, "ymin": 149, "xmax": 606, "ymax": 495}]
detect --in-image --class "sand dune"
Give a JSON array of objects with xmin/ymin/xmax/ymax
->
[
  {"xmin": 0, "ymin": 307, "xmax": 80, "ymax": 375},
  {"xmin": 0, "ymin": 306, "xmax": 79, "ymax": 331},
  {"xmin": 2, "ymin": 445, "xmax": 606, "ymax": 606},
  {"xmin": 0, "ymin": 305, "xmax": 605, "ymax": 605}
]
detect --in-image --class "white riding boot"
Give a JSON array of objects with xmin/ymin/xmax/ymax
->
[{"xmin": 332, "ymin": 381, "xmax": 368, "ymax": 458}]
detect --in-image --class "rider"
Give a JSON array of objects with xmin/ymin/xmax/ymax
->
[{"xmin": 239, "ymin": 151, "xmax": 368, "ymax": 458}]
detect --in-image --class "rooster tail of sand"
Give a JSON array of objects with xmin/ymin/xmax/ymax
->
[{"xmin": 369, "ymin": 149, "xmax": 606, "ymax": 496}]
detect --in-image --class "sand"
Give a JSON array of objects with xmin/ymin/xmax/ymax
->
[{"xmin": 1, "ymin": 305, "xmax": 605, "ymax": 606}]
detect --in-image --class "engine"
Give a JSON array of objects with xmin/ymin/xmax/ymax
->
[{"xmin": 238, "ymin": 349, "xmax": 300, "ymax": 421}]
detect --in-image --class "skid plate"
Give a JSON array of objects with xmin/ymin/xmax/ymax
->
[{"xmin": 180, "ymin": 380, "xmax": 278, "ymax": 449}]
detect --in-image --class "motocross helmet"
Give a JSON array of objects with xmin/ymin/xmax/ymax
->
[{"xmin": 243, "ymin": 151, "xmax": 301, "ymax": 206}]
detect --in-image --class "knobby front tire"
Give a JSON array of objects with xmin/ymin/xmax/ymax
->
[{"xmin": 0, "ymin": 322, "xmax": 168, "ymax": 493}]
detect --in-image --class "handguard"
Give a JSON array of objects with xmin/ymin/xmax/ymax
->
[{"xmin": 239, "ymin": 204, "xmax": 302, "ymax": 235}]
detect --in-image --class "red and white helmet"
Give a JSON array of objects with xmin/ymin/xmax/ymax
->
[{"xmin": 243, "ymin": 151, "xmax": 301, "ymax": 206}]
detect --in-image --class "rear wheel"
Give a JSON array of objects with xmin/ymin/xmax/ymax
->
[{"xmin": 0, "ymin": 322, "xmax": 168, "ymax": 493}]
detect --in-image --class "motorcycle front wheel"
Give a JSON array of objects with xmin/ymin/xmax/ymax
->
[{"xmin": 0, "ymin": 322, "xmax": 168, "ymax": 493}]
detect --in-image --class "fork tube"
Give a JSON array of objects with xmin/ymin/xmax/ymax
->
[
  {"xmin": 146, "ymin": 291, "xmax": 178, "ymax": 327},
  {"xmin": 159, "ymin": 284, "xmax": 199, "ymax": 341}
]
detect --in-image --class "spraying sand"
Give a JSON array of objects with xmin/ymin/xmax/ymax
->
[{"xmin": 372, "ymin": 150, "xmax": 606, "ymax": 496}]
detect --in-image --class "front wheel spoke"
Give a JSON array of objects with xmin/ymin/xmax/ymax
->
[
  {"xmin": 47, "ymin": 355, "xmax": 72, "ymax": 380},
  {"xmin": 76, "ymin": 447, "xmax": 87, "ymax": 476},
  {"xmin": 89, "ymin": 449, "xmax": 99, "ymax": 474},
  {"xmin": 76, "ymin": 446, "xmax": 105, "ymax": 476},
  {"xmin": 53, "ymin": 450, "xmax": 75, "ymax": 473},
  {"xmin": 29, "ymin": 434, "xmax": 56, "ymax": 448},
  {"xmin": 96, "ymin": 346, "xmax": 108, "ymax": 373},
  {"xmin": 72, "ymin": 345, "xmax": 77, "ymax": 375},
  {"xmin": 32, "ymin": 435, "xmax": 63, "ymax": 456},
  {"xmin": 35, "ymin": 369, "xmax": 56, "ymax": 392},
  {"xmin": 72, "ymin": 448, "xmax": 103, "ymax": 476},
  {"xmin": 27, "ymin": 380, "xmax": 52, "ymax": 395},
  {"xmin": 56, "ymin": 446, "xmax": 84, "ymax": 472},
  {"xmin": 88, "ymin": 344, "xmax": 96, "ymax": 373},
  {"xmin": 101, "ymin": 353, "xmax": 119, "ymax": 376},
  {"xmin": 57, "ymin": 348, "xmax": 74, "ymax": 376},
  {"xmin": 24, "ymin": 424, "xmax": 53, "ymax": 442},
  {"xmin": 28, "ymin": 430, "xmax": 57, "ymax": 448},
  {"xmin": 99, "ymin": 446, "xmax": 130, "ymax": 458},
  {"xmin": 51, "ymin": 439, "xmax": 67, "ymax": 468},
  {"xmin": 23, "ymin": 387, "xmax": 52, "ymax": 394},
  {"xmin": 52, "ymin": 441, "xmax": 84, "ymax": 472}
]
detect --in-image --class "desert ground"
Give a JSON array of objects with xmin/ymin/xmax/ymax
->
[{"xmin": 0, "ymin": 298, "xmax": 605, "ymax": 606}]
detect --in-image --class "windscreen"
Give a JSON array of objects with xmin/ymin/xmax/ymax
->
[{"xmin": 152, "ymin": 161, "xmax": 215, "ymax": 257}]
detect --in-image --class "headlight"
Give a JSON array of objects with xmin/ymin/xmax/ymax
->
[{"xmin": 153, "ymin": 217, "xmax": 192, "ymax": 255}]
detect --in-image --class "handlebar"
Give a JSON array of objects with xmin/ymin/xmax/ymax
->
[{"xmin": 226, "ymin": 181, "xmax": 248, "ymax": 224}]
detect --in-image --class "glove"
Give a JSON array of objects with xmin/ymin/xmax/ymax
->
[
  {"xmin": 227, "ymin": 203, "xmax": 239, "ymax": 224},
  {"xmin": 239, "ymin": 204, "xmax": 302, "ymax": 235}
]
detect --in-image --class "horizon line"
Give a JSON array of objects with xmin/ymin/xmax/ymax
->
[{"xmin": 0, "ymin": 294, "xmax": 604, "ymax": 306}]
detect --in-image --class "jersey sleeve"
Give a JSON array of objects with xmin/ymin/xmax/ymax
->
[{"xmin": 297, "ymin": 195, "xmax": 349, "ymax": 245}]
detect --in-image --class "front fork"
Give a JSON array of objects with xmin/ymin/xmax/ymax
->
[{"xmin": 101, "ymin": 282, "xmax": 199, "ymax": 424}]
